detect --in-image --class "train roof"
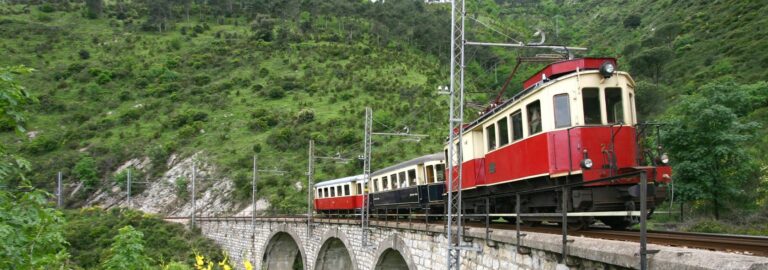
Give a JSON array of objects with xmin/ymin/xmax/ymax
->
[
  {"xmin": 372, "ymin": 153, "xmax": 444, "ymax": 176},
  {"xmin": 523, "ymin": 57, "xmax": 616, "ymax": 90},
  {"xmin": 314, "ymin": 174, "xmax": 366, "ymax": 188}
]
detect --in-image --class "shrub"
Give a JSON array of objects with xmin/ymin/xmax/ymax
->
[
  {"xmin": 38, "ymin": 4, "xmax": 56, "ymax": 13},
  {"xmin": 113, "ymin": 167, "xmax": 142, "ymax": 191},
  {"xmin": 101, "ymin": 225, "xmax": 153, "ymax": 270},
  {"xmin": 174, "ymin": 176, "xmax": 188, "ymax": 198},
  {"xmin": 294, "ymin": 109, "xmax": 315, "ymax": 124},
  {"xmin": 164, "ymin": 262, "xmax": 192, "ymax": 270},
  {"xmin": 169, "ymin": 110, "xmax": 209, "ymax": 128},
  {"xmin": 192, "ymin": 75, "xmax": 211, "ymax": 86},
  {"xmin": 79, "ymin": 49, "xmax": 90, "ymax": 60},
  {"xmin": 74, "ymin": 155, "xmax": 99, "ymax": 191},
  {"xmin": 24, "ymin": 134, "xmax": 59, "ymax": 154},
  {"xmin": 266, "ymin": 87, "xmax": 285, "ymax": 99},
  {"xmin": 623, "ymin": 15, "xmax": 641, "ymax": 29}
]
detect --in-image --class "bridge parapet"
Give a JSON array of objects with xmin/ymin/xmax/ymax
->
[{"xmin": 182, "ymin": 217, "xmax": 768, "ymax": 270}]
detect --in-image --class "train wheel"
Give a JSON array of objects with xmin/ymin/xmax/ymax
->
[{"xmin": 599, "ymin": 217, "xmax": 633, "ymax": 230}]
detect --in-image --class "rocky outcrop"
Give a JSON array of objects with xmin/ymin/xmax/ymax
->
[{"xmin": 87, "ymin": 152, "xmax": 270, "ymax": 216}]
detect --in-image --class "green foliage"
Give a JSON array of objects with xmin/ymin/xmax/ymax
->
[
  {"xmin": 0, "ymin": 65, "xmax": 36, "ymax": 133},
  {"xmin": 0, "ymin": 185, "xmax": 70, "ymax": 269},
  {"xmin": 164, "ymin": 262, "xmax": 192, "ymax": 270},
  {"xmin": 175, "ymin": 176, "xmax": 189, "ymax": 198},
  {"xmin": 64, "ymin": 208, "xmax": 223, "ymax": 269},
  {"xmin": 74, "ymin": 155, "xmax": 100, "ymax": 191},
  {"xmin": 664, "ymin": 80, "xmax": 764, "ymax": 219},
  {"xmin": 101, "ymin": 225, "xmax": 153, "ymax": 270},
  {"xmin": 1, "ymin": 0, "xmax": 766, "ymax": 215},
  {"xmin": 113, "ymin": 167, "xmax": 143, "ymax": 192},
  {"xmin": 623, "ymin": 14, "xmax": 641, "ymax": 29}
]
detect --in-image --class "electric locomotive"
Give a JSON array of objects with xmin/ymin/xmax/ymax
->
[{"xmin": 446, "ymin": 58, "xmax": 672, "ymax": 229}]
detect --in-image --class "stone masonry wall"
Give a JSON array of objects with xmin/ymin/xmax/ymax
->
[{"xmin": 194, "ymin": 218, "xmax": 768, "ymax": 270}]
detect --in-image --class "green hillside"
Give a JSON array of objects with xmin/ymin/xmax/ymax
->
[
  {"xmin": 1, "ymin": 1, "xmax": 451, "ymax": 212},
  {"xmin": 1, "ymin": 0, "xmax": 766, "ymax": 217}
]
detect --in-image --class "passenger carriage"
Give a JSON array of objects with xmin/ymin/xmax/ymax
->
[
  {"xmin": 313, "ymin": 175, "xmax": 367, "ymax": 215},
  {"xmin": 368, "ymin": 153, "xmax": 446, "ymax": 217},
  {"xmin": 446, "ymin": 58, "xmax": 672, "ymax": 229}
]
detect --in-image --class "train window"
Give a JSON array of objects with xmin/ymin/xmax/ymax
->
[
  {"xmin": 527, "ymin": 101, "xmax": 542, "ymax": 135},
  {"xmin": 382, "ymin": 176, "xmax": 389, "ymax": 190},
  {"xmin": 511, "ymin": 110, "xmax": 523, "ymax": 141},
  {"xmin": 605, "ymin": 88, "xmax": 624, "ymax": 124},
  {"xmin": 398, "ymin": 172, "xmax": 406, "ymax": 187},
  {"xmin": 498, "ymin": 117, "xmax": 509, "ymax": 147},
  {"xmin": 554, "ymin": 94, "xmax": 571, "ymax": 128},
  {"xmin": 426, "ymin": 165, "xmax": 435, "ymax": 184},
  {"xmin": 435, "ymin": 164, "xmax": 446, "ymax": 182},
  {"xmin": 408, "ymin": 169, "xmax": 417, "ymax": 186},
  {"xmin": 357, "ymin": 183, "xmax": 362, "ymax": 195},
  {"xmin": 344, "ymin": 185, "xmax": 350, "ymax": 196},
  {"xmin": 318, "ymin": 188, "xmax": 322, "ymax": 198},
  {"xmin": 583, "ymin": 88, "xmax": 602, "ymax": 124},
  {"xmin": 330, "ymin": 187, "xmax": 335, "ymax": 197},
  {"xmin": 485, "ymin": 124, "xmax": 496, "ymax": 151},
  {"xmin": 391, "ymin": 174, "xmax": 398, "ymax": 188},
  {"xmin": 336, "ymin": 186, "xmax": 342, "ymax": 197}
]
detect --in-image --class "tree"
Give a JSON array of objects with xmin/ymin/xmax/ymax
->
[
  {"xmin": 0, "ymin": 65, "xmax": 69, "ymax": 269},
  {"xmin": 0, "ymin": 186, "xmax": 70, "ymax": 269},
  {"xmin": 664, "ymin": 80, "xmax": 763, "ymax": 219},
  {"xmin": 85, "ymin": 0, "xmax": 103, "ymax": 19},
  {"xmin": 623, "ymin": 14, "xmax": 641, "ymax": 29},
  {"xmin": 0, "ymin": 65, "xmax": 35, "ymax": 133},
  {"xmin": 74, "ymin": 155, "xmax": 99, "ymax": 191},
  {"xmin": 101, "ymin": 225, "xmax": 153, "ymax": 270},
  {"xmin": 629, "ymin": 46, "xmax": 674, "ymax": 84}
]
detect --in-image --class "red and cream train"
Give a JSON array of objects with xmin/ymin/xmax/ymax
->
[{"xmin": 313, "ymin": 58, "xmax": 672, "ymax": 229}]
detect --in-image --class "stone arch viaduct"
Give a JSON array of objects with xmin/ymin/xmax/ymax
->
[
  {"xmin": 187, "ymin": 217, "xmax": 768, "ymax": 270},
  {"xmin": 183, "ymin": 217, "xmax": 768, "ymax": 270}
]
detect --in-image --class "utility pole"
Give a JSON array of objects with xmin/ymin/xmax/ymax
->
[
  {"xmin": 361, "ymin": 107, "xmax": 427, "ymax": 248},
  {"xmin": 252, "ymin": 155, "xmax": 258, "ymax": 230},
  {"xmin": 127, "ymin": 168, "xmax": 131, "ymax": 208},
  {"xmin": 191, "ymin": 163, "xmax": 196, "ymax": 229},
  {"xmin": 57, "ymin": 172, "xmax": 62, "ymax": 208},
  {"xmin": 361, "ymin": 108, "xmax": 373, "ymax": 247},
  {"xmin": 307, "ymin": 140, "xmax": 314, "ymax": 237},
  {"xmin": 446, "ymin": 0, "xmax": 466, "ymax": 267},
  {"xmin": 251, "ymin": 154, "xmax": 258, "ymax": 264}
]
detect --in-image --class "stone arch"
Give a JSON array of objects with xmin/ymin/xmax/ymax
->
[
  {"xmin": 314, "ymin": 229, "xmax": 357, "ymax": 270},
  {"xmin": 261, "ymin": 225, "xmax": 307, "ymax": 270},
  {"xmin": 372, "ymin": 234, "xmax": 417, "ymax": 270}
]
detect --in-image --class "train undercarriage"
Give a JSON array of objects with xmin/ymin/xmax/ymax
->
[{"xmin": 454, "ymin": 173, "xmax": 668, "ymax": 230}]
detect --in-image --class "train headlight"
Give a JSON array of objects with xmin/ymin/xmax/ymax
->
[
  {"xmin": 581, "ymin": 158, "xmax": 593, "ymax": 169},
  {"xmin": 660, "ymin": 153, "xmax": 669, "ymax": 165},
  {"xmin": 599, "ymin": 61, "xmax": 615, "ymax": 78}
]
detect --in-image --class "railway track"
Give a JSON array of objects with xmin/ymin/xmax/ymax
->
[
  {"xmin": 164, "ymin": 215, "xmax": 768, "ymax": 257},
  {"xmin": 469, "ymin": 221, "xmax": 768, "ymax": 257},
  {"xmin": 574, "ymin": 229, "xmax": 768, "ymax": 257}
]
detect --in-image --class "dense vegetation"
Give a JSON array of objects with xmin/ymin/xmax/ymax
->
[
  {"xmin": 64, "ymin": 208, "xmax": 224, "ymax": 269},
  {"xmin": 1, "ymin": 0, "xmax": 766, "ymax": 221}
]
